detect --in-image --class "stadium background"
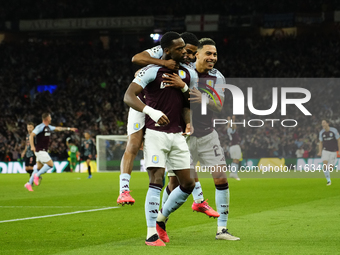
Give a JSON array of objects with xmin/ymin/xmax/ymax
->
[{"xmin": 1, "ymin": 0, "xmax": 340, "ymax": 170}]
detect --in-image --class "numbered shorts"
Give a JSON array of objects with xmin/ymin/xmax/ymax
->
[
  {"xmin": 230, "ymin": 144, "xmax": 242, "ymax": 160},
  {"xmin": 321, "ymin": 150, "xmax": 337, "ymax": 165},
  {"xmin": 35, "ymin": 151, "xmax": 52, "ymax": 164},
  {"xmin": 127, "ymin": 107, "xmax": 145, "ymax": 136},
  {"xmin": 190, "ymin": 130, "xmax": 226, "ymax": 168},
  {"xmin": 144, "ymin": 128, "xmax": 190, "ymax": 170}
]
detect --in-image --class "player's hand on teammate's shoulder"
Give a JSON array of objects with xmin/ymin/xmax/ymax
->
[
  {"xmin": 163, "ymin": 73, "xmax": 186, "ymax": 89},
  {"xmin": 163, "ymin": 59, "xmax": 178, "ymax": 71}
]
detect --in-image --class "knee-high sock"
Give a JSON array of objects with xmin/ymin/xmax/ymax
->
[
  {"xmin": 119, "ymin": 173, "xmax": 131, "ymax": 193},
  {"xmin": 215, "ymin": 183, "xmax": 229, "ymax": 231},
  {"xmin": 145, "ymin": 183, "xmax": 162, "ymax": 238},
  {"xmin": 88, "ymin": 165, "xmax": 92, "ymax": 176},
  {"xmin": 192, "ymin": 181, "xmax": 204, "ymax": 203},
  {"xmin": 28, "ymin": 165, "xmax": 38, "ymax": 184},
  {"xmin": 323, "ymin": 164, "xmax": 331, "ymax": 182},
  {"xmin": 161, "ymin": 186, "xmax": 171, "ymax": 208},
  {"xmin": 36, "ymin": 164, "xmax": 52, "ymax": 177},
  {"xmin": 160, "ymin": 185, "xmax": 192, "ymax": 218}
]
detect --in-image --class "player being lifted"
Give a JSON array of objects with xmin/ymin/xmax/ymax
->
[
  {"xmin": 227, "ymin": 116, "xmax": 241, "ymax": 180},
  {"xmin": 66, "ymin": 138, "xmax": 79, "ymax": 172},
  {"xmin": 82, "ymin": 131, "xmax": 96, "ymax": 179},
  {"xmin": 124, "ymin": 32, "xmax": 197, "ymax": 246},
  {"xmin": 24, "ymin": 113, "xmax": 77, "ymax": 191},
  {"xmin": 117, "ymin": 32, "xmax": 218, "ymax": 219},
  {"xmin": 188, "ymin": 38, "xmax": 240, "ymax": 240},
  {"xmin": 21, "ymin": 122, "xmax": 37, "ymax": 181},
  {"xmin": 317, "ymin": 119, "xmax": 340, "ymax": 185}
]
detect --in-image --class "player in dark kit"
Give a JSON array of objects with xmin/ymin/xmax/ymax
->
[
  {"xmin": 21, "ymin": 122, "xmax": 37, "ymax": 180},
  {"xmin": 317, "ymin": 119, "xmax": 340, "ymax": 185},
  {"xmin": 124, "ymin": 32, "xmax": 197, "ymax": 246},
  {"xmin": 24, "ymin": 113, "xmax": 77, "ymax": 192},
  {"xmin": 82, "ymin": 131, "xmax": 96, "ymax": 179}
]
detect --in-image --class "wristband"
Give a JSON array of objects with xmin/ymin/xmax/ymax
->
[
  {"xmin": 68, "ymin": 127, "xmax": 70, "ymax": 131},
  {"xmin": 181, "ymin": 83, "xmax": 189, "ymax": 93},
  {"xmin": 143, "ymin": 105, "xmax": 164, "ymax": 123}
]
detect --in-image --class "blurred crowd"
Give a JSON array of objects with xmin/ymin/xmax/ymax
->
[
  {"xmin": 0, "ymin": 33, "xmax": 340, "ymax": 161},
  {"xmin": 1, "ymin": 0, "xmax": 339, "ymax": 21}
]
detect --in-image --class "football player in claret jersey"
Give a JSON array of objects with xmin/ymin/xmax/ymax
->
[
  {"xmin": 21, "ymin": 122, "xmax": 37, "ymax": 181},
  {"xmin": 317, "ymin": 119, "xmax": 340, "ymax": 185},
  {"xmin": 24, "ymin": 113, "xmax": 77, "ymax": 192},
  {"xmin": 124, "ymin": 31, "xmax": 197, "ymax": 246},
  {"xmin": 116, "ymin": 32, "xmax": 209, "ymax": 208},
  {"xmin": 189, "ymin": 38, "xmax": 240, "ymax": 241},
  {"xmin": 227, "ymin": 116, "xmax": 241, "ymax": 181}
]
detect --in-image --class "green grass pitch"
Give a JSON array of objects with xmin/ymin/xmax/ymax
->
[{"xmin": 1, "ymin": 172, "xmax": 339, "ymax": 255}]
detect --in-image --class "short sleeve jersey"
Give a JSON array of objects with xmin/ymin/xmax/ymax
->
[
  {"xmin": 192, "ymin": 68, "xmax": 225, "ymax": 137},
  {"xmin": 319, "ymin": 127, "xmax": 340, "ymax": 152},
  {"xmin": 133, "ymin": 64, "xmax": 198, "ymax": 133},
  {"xmin": 32, "ymin": 123, "xmax": 56, "ymax": 152}
]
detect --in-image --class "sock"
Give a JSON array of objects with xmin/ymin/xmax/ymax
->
[
  {"xmin": 36, "ymin": 164, "xmax": 53, "ymax": 177},
  {"xmin": 161, "ymin": 186, "xmax": 171, "ymax": 208},
  {"xmin": 119, "ymin": 173, "xmax": 131, "ymax": 193},
  {"xmin": 215, "ymin": 183, "xmax": 229, "ymax": 231},
  {"xmin": 231, "ymin": 163, "xmax": 238, "ymax": 174},
  {"xmin": 145, "ymin": 183, "xmax": 162, "ymax": 238},
  {"xmin": 28, "ymin": 165, "xmax": 38, "ymax": 184},
  {"xmin": 146, "ymin": 227, "xmax": 157, "ymax": 240},
  {"xmin": 162, "ymin": 185, "xmax": 192, "ymax": 218},
  {"xmin": 323, "ymin": 164, "xmax": 331, "ymax": 182},
  {"xmin": 192, "ymin": 181, "xmax": 204, "ymax": 203},
  {"xmin": 88, "ymin": 165, "xmax": 92, "ymax": 176}
]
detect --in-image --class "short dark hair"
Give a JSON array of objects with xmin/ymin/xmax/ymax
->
[
  {"xmin": 198, "ymin": 38, "xmax": 216, "ymax": 50},
  {"xmin": 180, "ymin": 32, "xmax": 199, "ymax": 46},
  {"xmin": 42, "ymin": 113, "xmax": 50, "ymax": 120},
  {"xmin": 160, "ymin": 31, "xmax": 181, "ymax": 50},
  {"xmin": 27, "ymin": 122, "xmax": 34, "ymax": 126}
]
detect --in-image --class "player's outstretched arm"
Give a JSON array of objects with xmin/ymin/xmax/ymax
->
[
  {"xmin": 124, "ymin": 82, "xmax": 169, "ymax": 126},
  {"xmin": 55, "ymin": 127, "xmax": 77, "ymax": 132},
  {"xmin": 132, "ymin": 51, "xmax": 178, "ymax": 70}
]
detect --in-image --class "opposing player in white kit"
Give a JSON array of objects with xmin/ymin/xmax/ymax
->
[
  {"xmin": 124, "ymin": 32, "xmax": 197, "ymax": 246},
  {"xmin": 317, "ymin": 119, "xmax": 340, "ymax": 186},
  {"xmin": 227, "ymin": 116, "xmax": 241, "ymax": 181},
  {"xmin": 24, "ymin": 113, "xmax": 77, "ymax": 191},
  {"xmin": 188, "ymin": 38, "xmax": 240, "ymax": 240}
]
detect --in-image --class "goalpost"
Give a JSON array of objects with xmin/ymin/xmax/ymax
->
[{"xmin": 96, "ymin": 135, "xmax": 144, "ymax": 172}]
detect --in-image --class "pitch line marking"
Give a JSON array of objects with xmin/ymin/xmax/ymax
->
[{"xmin": 0, "ymin": 206, "xmax": 119, "ymax": 223}]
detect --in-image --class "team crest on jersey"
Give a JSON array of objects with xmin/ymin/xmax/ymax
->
[
  {"xmin": 134, "ymin": 123, "xmax": 140, "ymax": 130},
  {"xmin": 152, "ymin": 155, "xmax": 159, "ymax": 163},
  {"xmin": 178, "ymin": 70, "xmax": 186, "ymax": 79},
  {"xmin": 330, "ymin": 133, "xmax": 333, "ymax": 137},
  {"xmin": 206, "ymin": 80, "xmax": 214, "ymax": 86}
]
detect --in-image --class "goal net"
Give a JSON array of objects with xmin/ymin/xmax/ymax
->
[{"xmin": 96, "ymin": 135, "xmax": 144, "ymax": 172}]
